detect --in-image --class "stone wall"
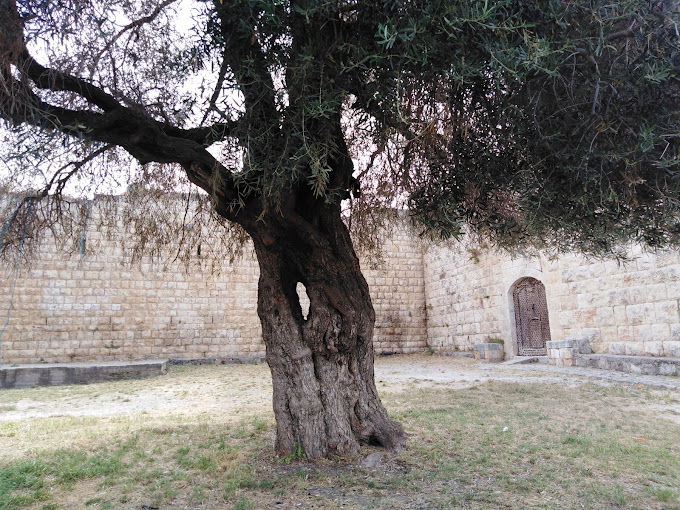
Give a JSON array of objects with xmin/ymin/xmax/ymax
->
[
  {"xmin": 3, "ymin": 195, "xmax": 680, "ymax": 364},
  {"xmin": 424, "ymin": 242, "xmax": 680, "ymax": 359},
  {"xmin": 542, "ymin": 248, "xmax": 680, "ymax": 358},
  {"xmin": 423, "ymin": 243, "xmax": 506, "ymax": 352},
  {"xmin": 0, "ymin": 204, "xmax": 427, "ymax": 364}
]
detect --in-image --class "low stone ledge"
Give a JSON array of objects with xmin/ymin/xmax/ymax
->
[
  {"xmin": 0, "ymin": 360, "xmax": 168, "ymax": 389},
  {"xmin": 169, "ymin": 356, "xmax": 265, "ymax": 366},
  {"xmin": 473, "ymin": 343, "xmax": 504, "ymax": 362},
  {"xmin": 574, "ymin": 354, "xmax": 680, "ymax": 377}
]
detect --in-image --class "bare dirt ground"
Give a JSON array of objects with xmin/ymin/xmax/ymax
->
[
  {"xmin": 1, "ymin": 354, "xmax": 679, "ymax": 427},
  {"xmin": 2, "ymin": 354, "xmax": 680, "ymax": 510}
]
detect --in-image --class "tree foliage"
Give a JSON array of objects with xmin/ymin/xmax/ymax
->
[
  {"xmin": 1, "ymin": 0, "xmax": 679, "ymax": 461},
  {"xmin": 0, "ymin": 0, "xmax": 678, "ymax": 257}
]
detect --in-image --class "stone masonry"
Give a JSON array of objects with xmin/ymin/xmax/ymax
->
[
  {"xmin": 424, "ymin": 242, "xmax": 680, "ymax": 360},
  {"xmin": 1, "ymin": 199, "xmax": 679, "ymax": 364},
  {"xmin": 0, "ymin": 210, "xmax": 427, "ymax": 364}
]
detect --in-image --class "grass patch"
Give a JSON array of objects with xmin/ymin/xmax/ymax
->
[
  {"xmin": 386, "ymin": 383, "xmax": 680, "ymax": 509},
  {"xmin": 0, "ymin": 439, "xmax": 132, "ymax": 509},
  {"xmin": 0, "ymin": 367, "xmax": 678, "ymax": 509}
]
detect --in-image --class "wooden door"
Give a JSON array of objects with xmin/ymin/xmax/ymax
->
[{"xmin": 513, "ymin": 278, "xmax": 551, "ymax": 355}]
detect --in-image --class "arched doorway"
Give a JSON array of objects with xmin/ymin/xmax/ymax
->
[{"xmin": 512, "ymin": 278, "xmax": 551, "ymax": 355}]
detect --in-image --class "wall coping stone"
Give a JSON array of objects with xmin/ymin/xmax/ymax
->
[
  {"xmin": 0, "ymin": 359, "xmax": 168, "ymax": 369},
  {"xmin": 578, "ymin": 353, "xmax": 680, "ymax": 364},
  {"xmin": 438, "ymin": 351, "xmax": 475, "ymax": 358}
]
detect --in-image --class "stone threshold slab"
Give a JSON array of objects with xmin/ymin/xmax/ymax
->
[{"xmin": 502, "ymin": 356, "xmax": 548, "ymax": 365}]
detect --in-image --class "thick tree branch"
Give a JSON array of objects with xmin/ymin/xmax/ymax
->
[
  {"xmin": 214, "ymin": 1, "xmax": 279, "ymax": 130},
  {"xmin": 1, "ymin": 71, "xmax": 240, "ymax": 209},
  {"xmin": 18, "ymin": 51, "xmax": 121, "ymax": 112},
  {"xmin": 0, "ymin": 0, "xmax": 246, "ymax": 212},
  {"xmin": 163, "ymin": 120, "xmax": 242, "ymax": 147}
]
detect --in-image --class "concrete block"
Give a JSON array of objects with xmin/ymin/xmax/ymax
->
[{"xmin": 473, "ymin": 343, "xmax": 504, "ymax": 362}]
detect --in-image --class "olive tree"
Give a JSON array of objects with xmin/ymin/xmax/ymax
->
[{"xmin": 0, "ymin": 0, "xmax": 678, "ymax": 459}]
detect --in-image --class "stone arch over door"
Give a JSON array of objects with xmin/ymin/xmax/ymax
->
[{"xmin": 512, "ymin": 277, "xmax": 551, "ymax": 355}]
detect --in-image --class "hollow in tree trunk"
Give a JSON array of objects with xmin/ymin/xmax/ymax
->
[{"xmin": 243, "ymin": 203, "xmax": 405, "ymax": 459}]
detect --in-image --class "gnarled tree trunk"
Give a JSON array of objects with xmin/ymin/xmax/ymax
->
[{"xmin": 242, "ymin": 202, "xmax": 405, "ymax": 459}]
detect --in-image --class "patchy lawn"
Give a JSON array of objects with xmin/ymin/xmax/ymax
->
[{"xmin": 1, "ymin": 357, "xmax": 679, "ymax": 509}]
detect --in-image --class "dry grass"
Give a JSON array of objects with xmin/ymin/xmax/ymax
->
[{"xmin": 1, "ymin": 364, "xmax": 679, "ymax": 510}]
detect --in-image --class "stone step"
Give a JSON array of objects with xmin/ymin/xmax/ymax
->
[
  {"xmin": 502, "ymin": 356, "xmax": 548, "ymax": 365},
  {"xmin": 0, "ymin": 360, "xmax": 168, "ymax": 389},
  {"xmin": 575, "ymin": 354, "xmax": 680, "ymax": 377}
]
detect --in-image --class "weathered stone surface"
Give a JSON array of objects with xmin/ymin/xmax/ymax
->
[
  {"xmin": 169, "ymin": 356, "xmax": 265, "ymax": 365},
  {"xmin": 659, "ymin": 363, "xmax": 678, "ymax": 376},
  {"xmin": 423, "ymin": 242, "xmax": 680, "ymax": 358},
  {"xmin": 644, "ymin": 341, "xmax": 664, "ymax": 357},
  {"xmin": 0, "ymin": 216, "xmax": 427, "ymax": 364},
  {"xmin": 0, "ymin": 360, "xmax": 167, "ymax": 389},
  {"xmin": 438, "ymin": 351, "xmax": 475, "ymax": 358},
  {"xmin": 473, "ymin": 343, "xmax": 504, "ymax": 362},
  {"xmin": 575, "ymin": 354, "xmax": 680, "ymax": 377},
  {"xmin": 1, "ymin": 202, "xmax": 680, "ymax": 364},
  {"xmin": 664, "ymin": 341, "xmax": 680, "ymax": 358}
]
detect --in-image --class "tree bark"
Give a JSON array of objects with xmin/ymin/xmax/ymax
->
[{"xmin": 243, "ymin": 202, "xmax": 405, "ymax": 459}]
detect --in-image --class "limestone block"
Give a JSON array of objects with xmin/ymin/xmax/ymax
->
[
  {"xmin": 631, "ymin": 325, "xmax": 655, "ymax": 343},
  {"xmin": 624, "ymin": 342, "xmax": 645, "ymax": 355},
  {"xmin": 626, "ymin": 304, "xmax": 653, "ymax": 326},
  {"xmin": 616, "ymin": 327, "xmax": 633, "ymax": 343},
  {"xmin": 473, "ymin": 343, "xmax": 504, "ymax": 362},
  {"xmin": 608, "ymin": 342, "xmax": 626, "ymax": 355},
  {"xmin": 663, "ymin": 341, "xmax": 680, "ymax": 358},
  {"xmin": 651, "ymin": 323, "xmax": 670, "ymax": 340},
  {"xmin": 655, "ymin": 301, "xmax": 678, "ymax": 321},
  {"xmin": 659, "ymin": 363, "xmax": 678, "ymax": 376},
  {"xmin": 643, "ymin": 341, "xmax": 664, "ymax": 357}
]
